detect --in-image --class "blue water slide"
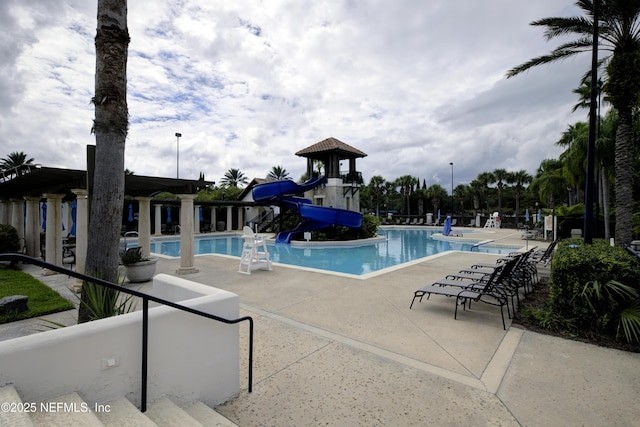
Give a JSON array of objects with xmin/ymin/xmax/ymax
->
[{"xmin": 252, "ymin": 176, "xmax": 363, "ymax": 243}]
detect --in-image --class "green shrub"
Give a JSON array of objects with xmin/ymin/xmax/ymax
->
[
  {"xmin": 360, "ymin": 213, "xmax": 380, "ymax": 238},
  {"xmin": 549, "ymin": 239, "xmax": 640, "ymax": 343},
  {"xmin": 276, "ymin": 211, "xmax": 380, "ymax": 241},
  {"xmin": 0, "ymin": 224, "xmax": 20, "ymax": 253}
]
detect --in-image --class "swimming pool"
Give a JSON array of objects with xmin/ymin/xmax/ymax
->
[{"xmin": 149, "ymin": 228, "xmax": 520, "ymax": 276}]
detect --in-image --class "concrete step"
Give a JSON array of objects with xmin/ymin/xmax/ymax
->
[
  {"xmin": 30, "ymin": 392, "xmax": 103, "ymax": 427},
  {"xmin": 96, "ymin": 397, "xmax": 158, "ymax": 427},
  {"xmin": 144, "ymin": 397, "xmax": 202, "ymax": 427},
  {"xmin": 184, "ymin": 401, "xmax": 238, "ymax": 427},
  {"xmin": 0, "ymin": 384, "xmax": 34, "ymax": 427},
  {"xmin": 3, "ymin": 384, "xmax": 235, "ymax": 427}
]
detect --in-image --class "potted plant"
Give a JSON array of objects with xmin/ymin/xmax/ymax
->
[{"xmin": 120, "ymin": 247, "xmax": 157, "ymax": 283}]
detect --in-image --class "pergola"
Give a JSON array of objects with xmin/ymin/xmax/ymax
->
[{"xmin": 0, "ymin": 162, "xmax": 252, "ymax": 277}]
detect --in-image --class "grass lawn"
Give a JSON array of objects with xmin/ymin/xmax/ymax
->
[{"xmin": 0, "ymin": 268, "xmax": 75, "ymax": 324}]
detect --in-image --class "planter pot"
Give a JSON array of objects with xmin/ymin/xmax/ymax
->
[{"xmin": 124, "ymin": 258, "xmax": 158, "ymax": 283}]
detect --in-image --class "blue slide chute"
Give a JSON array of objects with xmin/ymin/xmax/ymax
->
[{"xmin": 252, "ymin": 176, "xmax": 363, "ymax": 243}]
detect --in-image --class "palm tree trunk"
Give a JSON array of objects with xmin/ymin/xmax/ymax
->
[
  {"xmin": 79, "ymin": 0, "xmax": 129, "ymax": 323},
  {"xmin": 614, "ymin": 108, "xmax": 633, "ymax": 245},
  {"xmin": 601, "ymin": 163, "xmax": 611, "ymax": 240}
]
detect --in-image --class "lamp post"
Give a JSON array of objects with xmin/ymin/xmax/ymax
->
[
  {"xmin": 175, "ymin": 133, "xmax": 182, "ymax": 179},
  {"xmin": 449, "ymin": 162, "xmax": 453, "ymax": 216}
]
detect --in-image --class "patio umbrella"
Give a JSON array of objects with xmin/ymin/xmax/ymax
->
[
  {"xmin": 525, "ymin": 209, "xmax": 530, "ymax": 223},
  {"xmin": 166, "ymin": 206, "xmax": 172, "ymax": 223},
  {"xmin": 41, "ymin": 202, "xmax": 46, "ymax": 230},
  {"xmin": 199, "ymin": 206, "xmax": 203, "ymax": 222},
  {"xmin": 70, "ymin": 200, "xmax": 77, "ymax": 236},
  {"xmin": 538, "ymin": 208, "xmax": 542, "ymax": 224},
  {"xmin": 128, "ymin": 203, "xmax": 134, "ymax": 222},
  {"xmin": 442, "ymin": 216, "xmax": 452, "ymax": 236}
]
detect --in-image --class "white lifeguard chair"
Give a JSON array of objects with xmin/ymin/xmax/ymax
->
[
  {"xmin": 484, "ymin": 212, "xmax": 501, "ymax": 229},
  {"xmin": 238, "ymin": 226, "xmax": 272, "ymax": 274}
]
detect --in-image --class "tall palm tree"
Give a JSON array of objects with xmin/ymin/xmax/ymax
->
[
  {"xmin": 383, "ymin": 181, "xmax": 397, "ymax": 216},
  {"xmin": 395, "ymin": 175, "xmax": 418, "ymax": 216},
  {"xmin": 571, "ymin": 78, "xmax": 610, "ymax": 113},
  {"xmin": 0, "ymin": 151, "xmax": 34, "ymax": 170},
  {"xmin": 530, "ymin": 159, "xmax": 567, "ymax": 211},
  {"xmin": 571, "ymin": 80, "xmax": 616, "ymax": 239},
  {"xmin": 598, "ymin": 110, "xmax": 618, "ymax": 239},
  {"xmin": 509, "ymin": 170, "xmax": 533, "ymax": 225},
  {"xmin": 556, "ymin": 121, "xmax": 589, "ymax": 205},
  {"xmin": 453, "ymin": 184, "xmax": 468, "ymax": 220},
  {"xmin": 368, "ymin": 175, "xmax": 386, "ymax": 216},
  {"xmin": 469, "ymin": 179, "xmax": 484, "ymax": 219},
  {"xmin": 427, "ymin": 184, "xmax": 448, "ymax": 219},
  {"xmin": 80, "ymin": 0, "xmax": 130, "ymax": 323},
  {"xmin": 267, "ymin": 165, "xmax": 290, "ymax": 181},
  {"xmin": 506, "ymin": 0, "xmax": 640, "ymax": 245},
  {"xmin": 490, "ymin": 168, "xmax": 509, "ymax": 217},
  {"xmin": 220, "ymin": 168, "xmax": 248, "ymax": 187},
  {"xmin": 475, "ymin": 172, "xmax": 494, "ymax": 213}
]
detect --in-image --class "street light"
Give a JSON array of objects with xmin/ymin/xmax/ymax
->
[
  {"xmin": 449, "ymin": 162, "xmax": 453, "ymax": 216},
  {"xmin": 175, "ymin": 133, "xmax": 182, "ymax": 179}
]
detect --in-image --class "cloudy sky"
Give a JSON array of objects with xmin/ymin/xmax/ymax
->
[{"xmin": 1, "ymin": 0, "xmax": 593, "ymax": 191}]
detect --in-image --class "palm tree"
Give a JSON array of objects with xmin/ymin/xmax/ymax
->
[
  {"xmin": 530, "ymin": 159, "xmax": 567, "ymax": 212},
  {"xmin": 395, "ymin": 175, "xmax": 418, "ymax": 216},
  {"xmin": 0, "ymin": 152, "xmax": 35, "ymax": 171},
  {"xmin": 80, "ymin": 0, "xmax": 130, "ymax": 323},
  {"xmin": 368, "ymin": 175, "xmax": 386, "ymax": 216},
  {"xmin": 220, "ymin": 168, "xmax": 248, "ymax": 187},
  {"xmin": 556, "ymin": 121, "xmax": 589, "ymax": 205},
  {"xmin": 509, "ymin": 170, "xmax": 533, "ymax": 225},
  {"xmin": 490, "ymin": 168, "xmax": 509, "ymax": 217},
  {"xmin": 267, "ymin": 166, "xmax": 290, "ymax": 181},
  {"xmin": 475, "ymin": 172, "xmax": 494, "ymax": 213},
  {"xmin": 469, "ymin": 179, "xmax": 484, "ymax": 220},
  {"xmin": 453, "ymin": 184, "xmax": 469, "ymax": 221},
  {"xmin": 571, "ymin": 79, "xmax": 608, "ymax": 113},
  {"xmin": 506, "ymin": 0, "xmax": 640, "ymax": 245},
  {"xmin": 571, "ymin": 80, "xmax": 616, "ymax": 239},
  {"xmin": 427, "ymin": 184, "xmax": 448, "ymax": 220},
  {"xmin": 597, "ymin": 109, "xmax": 618, "ymax": 239}
]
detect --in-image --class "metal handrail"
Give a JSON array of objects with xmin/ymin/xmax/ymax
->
[{"xmin": 0, "ymin": 253, "xmax": 253, "ymax": 412}]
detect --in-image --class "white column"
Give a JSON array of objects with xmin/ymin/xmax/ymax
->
[
  {"xmin": 0, "ymin": 200, "xmax": 10, "ymax": 225},
  {"xmin": 237, "ymin": 207, "xmax": 243, "ymax": 231},
  {"xmin": 154, "ymin": 204, "xmax": 162, "ymax": 236},
  {"xmin": 10, "ymin": 199, "xmax": 24, "ymax": 244},
  {"xmin": 71, "ymin": 189, "xmax": 88, "ymax": 289},
  {"xmin": 210, "ymin": 207, "xmax": 217, "ymax": 232},
  {"xmin": 226, "ymin": 206, "xmax": 233, "ymax": 231},
  {"xmin": 194, "ymin": 205, "xmax": 201, "ymax": 234},
  {"xmin": 24, "ymin": 197, "xmax": 40, "ymax": 257},
  {"xmin": 43, "ymin": 193, "xmax": 64, "ymax": 272},
  {"xmin": 176, "ymin": 194, "xmax": 198, "ymax": 274},
  {"xmin": 136, "ymin": 197, "xmax": 152, "ymax": 258}
]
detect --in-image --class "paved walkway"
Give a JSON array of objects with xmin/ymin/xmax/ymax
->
[{"xmin": 4, "ymin": 228, "xmax": 640, "ymax": 426}]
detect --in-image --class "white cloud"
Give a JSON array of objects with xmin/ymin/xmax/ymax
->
[{"xmin": 1, "ymin": 0, "xmax": 593, "ymax": 189}]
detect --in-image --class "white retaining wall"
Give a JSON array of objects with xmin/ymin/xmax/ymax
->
[{"xmin": 0, "ymin": 274, "xmax": 240, "ymax": 408}]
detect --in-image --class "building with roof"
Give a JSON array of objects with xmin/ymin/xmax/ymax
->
[{"xmin": 295, "ymin": 137, "xmax": 366, "ymax": 212}]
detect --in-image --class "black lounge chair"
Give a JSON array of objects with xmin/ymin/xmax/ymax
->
[
  {"xmin": 529, "ymin": 240, "xmax": 557, "ymax": 266},
  {"xmin": 466, "ymin": 249, "xmax": 539, "ymax": 293},
  {"xmin": 410, "ymin": 264, "xmax": 509, "ymax": 329},
  {"xmin": 454, "ymin": 255, "xmax": 530, "ymax": 313}
]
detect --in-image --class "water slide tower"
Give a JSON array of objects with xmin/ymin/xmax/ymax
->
[{"xmin": 295, "ymin": 137, "xmax": 367, "ymax": 212}]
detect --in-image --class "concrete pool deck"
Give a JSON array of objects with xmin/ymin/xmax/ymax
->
[{"xmin": 5, "ymin": 227, "xmax": 640, "ymax": 425}]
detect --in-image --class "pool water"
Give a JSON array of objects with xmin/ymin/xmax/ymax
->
[{"xmin": 150, "ymin": 228, "xmax": 519, "ymax": 276}]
